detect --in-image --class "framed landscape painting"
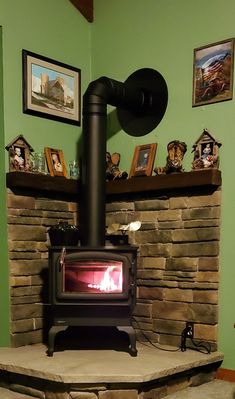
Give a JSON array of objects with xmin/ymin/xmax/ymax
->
[
  {"xmin": 192, "ymin": 38, "xmax": 234, "ymax": 107},
  {"xmin": 22, "ymin": 50, "xmax": 81, "ymax": 125}
]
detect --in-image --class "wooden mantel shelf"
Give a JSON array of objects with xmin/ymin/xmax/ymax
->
[
  {"xmin": 6, "ymin": 169, "xmax": 221, "ymax": 199},
  {"xmin": 106, "ymin": 168, "xmax": 221, "ymax": 196}
]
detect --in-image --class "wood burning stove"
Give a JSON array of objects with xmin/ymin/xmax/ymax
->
[
  {"xmin": 47, "ymin": 68, "xmax": 168, "ymax": 356},
  {"xmin": 48, "ymin": 243, "xmax": 138, "ymax": 356}
]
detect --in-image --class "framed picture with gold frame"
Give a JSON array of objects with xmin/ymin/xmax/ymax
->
[
  {"xmin": 129, "ymin": 143, "xmax": 157, "ymax": 178},
  {"xmin": 44, "ymin": 147, "xmax": 67, "ymax": 177}
]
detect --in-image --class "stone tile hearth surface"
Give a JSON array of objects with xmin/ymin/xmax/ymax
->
[{"xmin": 0, "ymin": 343, "xmax": 223, "ymax": 384}]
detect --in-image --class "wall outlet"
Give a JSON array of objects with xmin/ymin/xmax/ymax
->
[{"xmin": 186, "ymin": 322, "xmax": 194, "ymax": 338}]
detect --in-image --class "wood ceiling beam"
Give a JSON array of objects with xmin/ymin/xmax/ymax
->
[{"xmin": 69, "ymin": 0, "xmax": 93, "ymax": 22}]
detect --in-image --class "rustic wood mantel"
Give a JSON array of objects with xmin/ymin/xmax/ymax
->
[{"xmin": 6, "ymin": 169, "xmax": 221, "ymax": 200}]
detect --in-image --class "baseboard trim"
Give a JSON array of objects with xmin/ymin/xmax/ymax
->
[{"xmin": 216, "ymin": 368, "xmax": 235, "ymax": 382}]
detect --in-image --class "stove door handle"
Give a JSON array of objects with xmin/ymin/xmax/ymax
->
[{"xmin": 59, "ymin": 247, "xmax": 66, "ymax": 271}]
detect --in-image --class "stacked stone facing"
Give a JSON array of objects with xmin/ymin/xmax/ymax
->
[
  {"xmin": 7, "ymin": 189, "xmax": 78, "ymax": 347},
  {"xmin": 7, "ymin": 185, "xmax": 221, "ymax": 350},
  {"xmin": 106, "ymin": 188, "xmax": 221, "ymax": 350}
]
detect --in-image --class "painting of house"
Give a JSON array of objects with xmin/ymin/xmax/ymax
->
[
  {"xmin": 31, "ymin": 68, "xmax": 75, "ymax": 113},
  {"xmin": 41, "ymin": 74, "xmax": 64, "ymax": 101}
]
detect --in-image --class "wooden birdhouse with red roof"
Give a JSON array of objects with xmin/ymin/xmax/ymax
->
[{"xmin": 192, "ymin": 129, "xmax": 221, "ymax": 170}]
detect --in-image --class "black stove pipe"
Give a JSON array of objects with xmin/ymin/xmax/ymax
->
[
  {"xmin": 80, "ymin": 72, "xmax": 167, "ymax": 248},
  {"xmin": 81, "ymin": 77, "xmax": 146, "ymax": 248}
]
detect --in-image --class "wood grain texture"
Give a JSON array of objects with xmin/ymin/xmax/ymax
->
[{"xmin": 69, "ymin": 0, "xmax": 93, "ymax": 22}]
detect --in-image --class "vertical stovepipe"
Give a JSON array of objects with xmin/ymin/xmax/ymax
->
[
  {"xmin": 81, "ymin": 77, "xmax": 144, "ymax": 247},
  {"xmin": 80, "ymin": 69, "xmax": 168, "ymax": 248}
]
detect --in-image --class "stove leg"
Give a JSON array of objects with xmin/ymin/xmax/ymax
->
[
  {"xmin": 117, "ymin": 326, "xmax": 137, "ymax": 357},
  {"xmin": 47, "ymin": 325, "xmax": 67, "ymax": 357}
]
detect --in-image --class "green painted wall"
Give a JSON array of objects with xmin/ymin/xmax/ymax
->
[
  {"xmin": 1, "ymin": 0, "xmax": 235, "ymax": 371},
  {"xmin": 1, "ymin": 0, "xmax": 91, "ymax": 162},
  {"xmin": 91, "ymin": 0, "xmax": 235, "ymax": 369},
  {"xmin": 0, "ymin": 0, "xmax": 91, "ymax": 346},
  {"xmin": 0, "ymin": 26, "xmax": 10, "ymax": 346}
]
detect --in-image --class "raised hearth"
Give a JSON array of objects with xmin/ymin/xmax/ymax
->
[{"xmin": 0, "ymin": 343, "xmax": 223, "ymax": 398}]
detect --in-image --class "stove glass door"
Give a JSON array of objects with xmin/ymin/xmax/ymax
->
[{"xmin": 63, "ymin": 259, "xmax": 123, "ymax": 294}]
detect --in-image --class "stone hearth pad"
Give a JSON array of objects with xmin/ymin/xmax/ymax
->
[{"xmin": 0, "ymin": 343, "xmax": 223, "ymax": 384}]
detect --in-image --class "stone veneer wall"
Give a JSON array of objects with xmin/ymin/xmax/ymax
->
[
  {"xmin": 7, "ymin": 189, "xmax": 78, "ymax": 347},
  {"xmin": 7, "ymin": 185, "xmax": 221, "ymax": 350},
  {"xmin": 106, "ymin": 188, "xmax": 221, "ymax": 351}
]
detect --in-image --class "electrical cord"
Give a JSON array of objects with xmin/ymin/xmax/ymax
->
[
  {"xmin": 133, "ymin": 317, "xmax": 212, "ymax": 354},
  {"xmin": 132, "ymin": 316, "xmax": 181, "ymax": 352},
  {"xmin": 187, "ymin": 338, "xmax": 211, "ymax": 354},
  {"xmin": 180, "ymin": 324, "xmax": 211, "ymax": 354}
]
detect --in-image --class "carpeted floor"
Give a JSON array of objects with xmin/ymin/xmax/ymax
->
[{"xmin": 165, "ymin": 379, "xmax": 235, "ymax": 399}]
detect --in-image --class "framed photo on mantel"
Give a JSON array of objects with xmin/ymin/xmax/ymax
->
[
  {"xmin": 22, "ymin": 50, "xmax": 81, "ymax": 125},
  {"xmin": 129, "ymin": 143, "xmax": 157, "ymax": 178},
  {"xmin": 44, "ymin": 147, "xmax": 68, "ymax": 178}
]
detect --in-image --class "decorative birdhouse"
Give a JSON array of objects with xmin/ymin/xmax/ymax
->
[
  {"xmin": 5, "ymin": 135, "xmax": 34, "ymax": 172},
  {"xmin": 192, "ymin": 129, "xmax": 221, "ymax": 170}
]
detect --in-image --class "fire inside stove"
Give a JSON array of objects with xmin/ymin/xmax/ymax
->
[{"xmin": 64, "ymin": 260, "xmax": 123, "ymax": 294}]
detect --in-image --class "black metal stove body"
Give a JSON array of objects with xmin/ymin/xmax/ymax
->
[
  {"xmin": 47, "ymin": 68, "xmax": 168, "ymax": 356},
  {"xmin": 48, "ymin": 244, "xmax": 138, "ymax": 355}
]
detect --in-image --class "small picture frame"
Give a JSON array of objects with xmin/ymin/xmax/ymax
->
[
  {"xmin": 129, "ymin": 143, "xmax": 157, "ymax": 178},
  {"xmin": 22, "ymin": 50, "xmax": 81, "ymax": 126},
  {"xmin": 192, "ymin": 38, "xmax": 234, "ymax": 107},
  {"xmin": 44, "ymin": 147, "xmax": 67, "ymax": 177}
]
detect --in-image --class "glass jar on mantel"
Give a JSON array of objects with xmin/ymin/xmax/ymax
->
[{"xmin": 31, "ymin": 152, "xmax": 47, "ymax": 174}]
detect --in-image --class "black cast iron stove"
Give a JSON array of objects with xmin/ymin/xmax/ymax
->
[
  {"xmin": 48, "ymin": 239, "xmax": 138, "ymax": 356},
  {"xmin": 47, "ymin": 68, "xmax": 168, "ymax": 356}
]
